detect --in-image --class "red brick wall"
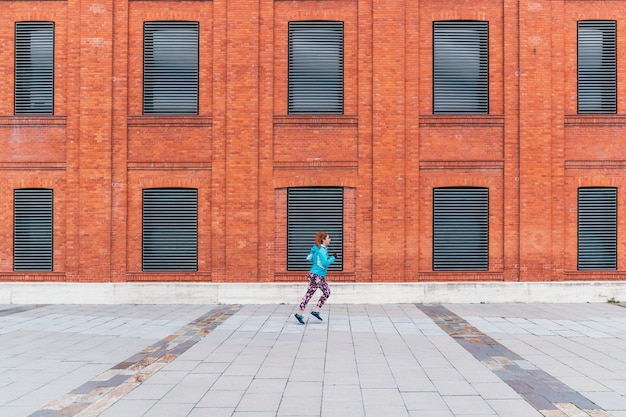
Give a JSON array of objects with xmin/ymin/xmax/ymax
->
[{"xmin": 0, "ymin": 0, "xmax": 625, "ymax": 283}]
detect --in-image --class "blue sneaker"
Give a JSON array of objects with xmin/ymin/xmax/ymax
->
[
  {"xmin": 294, "ymin": 313, "xmax": 305, "ymax": 324},
  {"xmin": 311, "ymin": 311, "xmax": 323, "ymax": 321}
]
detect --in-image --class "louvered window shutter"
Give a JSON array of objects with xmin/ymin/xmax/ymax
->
[
  {"xmin": 144, "ymin": 21, "xmax": 199, "ymax": 115},
  {"xmin": 433, "ymin": 21, "xmax": 488, "ymax": 114},
  {"xmin": 15, "ymin": 22, "xmax": 54, "ymax": 115},
  {"xmin": 14, "ymin": 189, "xmax": 53, "ymax": 271},
  {"xmin": 578, "ymin": 187, "xmax": 617, "ymax": 270},
  {"xmin": 433, "ymin": 187, "xmax": 489, "ymax": 270},
  {"xmin": 288, "ymin": 21, "xmax": 344, "ymax": 114},
  {"xmin": 287, "ymin": 188, "xmax": 343, "ymax": 271},
  {"xmin": 142, "ymin": 188, "xmax": 198, "ymax": 271},
  {"xmin": 578, "ymin": 21, "xmax": 617, "ymax": 114}
]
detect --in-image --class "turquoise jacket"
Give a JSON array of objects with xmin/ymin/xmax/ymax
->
[{"xmin": 306, "ymin": 244, "xmax": 336, "ymax": 277}]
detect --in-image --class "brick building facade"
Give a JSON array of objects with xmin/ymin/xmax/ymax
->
[{"xmin": 0, "ymin": 0, "xmax": 624, "ymax": 284}]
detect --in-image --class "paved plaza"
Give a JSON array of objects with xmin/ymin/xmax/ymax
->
[{"xmin": 0, "ymin": 302, "xmax": 625, "ymax": 417}]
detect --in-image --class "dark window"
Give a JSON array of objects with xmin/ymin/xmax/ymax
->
[
  {"xmin": 144, "ymin": 21, "xmax": 199, "ymax": 114},
  {"xmin": 288, "ymin": 21, "xmax": 344, "ymax": 114},
  {"xmin": 578, "ymin": 21, "xmax": 617, "ymax": 113},
  {"xmin": 287, "ymin": 187, "xmax": 343, "ymax": 271},
  {"xmin": 143, "ymin": 188, "xmax": 198, "ymax": 271},
  {"xmin": 433, "ymin": 187, "xmax": 489, "ymax": 270},
  {"xmin": 15, "ymin": 22, "xmax": 54, "ymax": 115},
  {"xmin": 433, "ymin": 21, "xmax": 488, "ymax": 114},
  {"xmin": 14, "ymin": 189, "xmax": 53, "ymax": 271},
  {"xmin": 578, "ymin": 187, "xmax": 617, "ymax": 270}
]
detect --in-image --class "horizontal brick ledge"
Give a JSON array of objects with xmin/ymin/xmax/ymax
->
[
  {"xmin": 273, "ymin": 161, "xmax": 358, "ymax": 170},
  {"xmin": 127, "ymin": 162, "xmax": 212, "ymax": 170},
  {"xmin": 420, "ymin": 160, "xmax": 504, "ymax": 170},
  {"xmin": 127, "ymin": 116, "xmax": 212, "ymax": 127},
  {"xmin": 419, "ymin": 115, "xmax": 504, "ymax": 126},
  {"xmin": 0, "ymin": 116, "xmax": 67, "ymax": 126},
  {"xmin": 564, "ymin": 271, "xmax": 626, "ymax": 280},
  {"xmin": 126, "ymin": 273, "xmax": 212, "ymax": 282},
  {"xmin": 419, "ymin": 272, "xmax": 504, "ymax": 281},
  {"xmin": 565, "ymin": 115, "xmax": 626, "ymax": 125},
  {"xmin": 274, "ymin": 115, "xmax": 358, "ymax": 125},
  {"xmin": 0, "ymin": 162, "xmax": 66, "ymax": 171},
  {"xmin": 0, "ymin": 273, "xmax": 66, "ymax": 282},
  {"xmin": 274, "ymin": 272, "xmax": 356, "ymax": 282},
  {"xmin": 565, "ymin": 160, "xmax": 626, "ymax": 169}
]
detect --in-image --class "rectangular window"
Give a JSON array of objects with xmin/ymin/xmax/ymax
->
[
  {"xmin": 433, "ymin": 187, "xmax": 488, "ymax": 270},
  {"xmin": 287, "ymin": 187, "xmax": 343, "ymax": 271},
  {"xmin": 14, "ymin": 189, "xmax": 53, "ymax": 271},
  {"xmin": 15, "ymin": 22, "xmax": 54, "ymax": 115},
  {"xmin": 144, "ymin": 21, "xmax": 199, "ymax": 115},
  {"xmin": 433, "ymin": 21, "xmax": 488, "ymax": 114},
  {"xmin": 578, "ymin": 187, "xmax": 617, "ymax": 270},
  {"xmin": 578, "ymin": 21, "xmax": 617, "ymax": 113},
  {"xmin": 143, "ymin": 188, "xmax": 198, "ymax": 271},
  {"xmin": 288, "ymin": 21, "xmax": 344, "ymax": 114}
]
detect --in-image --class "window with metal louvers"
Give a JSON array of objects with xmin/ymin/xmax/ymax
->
[
  {"xmin": 578, "ymin": 187, "xmax": 617, "ymax": 270},
  {"xmin": 15, "ymin": 22, "xmax": 54, "ymax": 115},
  {"xmin": 142, "ymin": 188, "xmax": 198, "ymax": 272},
  {"xmin": 288, "ymin": 21, "xmax": 344, "ymax": 114},
  {"xmin": 14, "ymin": 189, "xmax": 53, "ymax": 271},
  {"xmin": 578, "ymin": 20, "xmax": 616, "ymax": 114},
  {"xmin": 433, "ymin": 21, "xmax": 488, "ymax": 114},
  {"xmin": 144, "ymin": 21, "xmax": 199, "ymax": 115},
  {"xmin": 433, "ymin": 187, "xmax": 489, "ymax": 271},
  {"xmin": 287, "ymin": 187, "xmax": 343, "ymax": 271}
]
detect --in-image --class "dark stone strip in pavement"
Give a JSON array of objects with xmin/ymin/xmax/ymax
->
[
  {"xmin": 0, "ymin": 304, "xmax": 47, "ymax": 316},
  {"xmin": 416, "ymin": 303, "xmax": 603, "ymax": 414},
  {"xmin": 28, "ymin": 304, "xmax": 241, "ymax": 417}
]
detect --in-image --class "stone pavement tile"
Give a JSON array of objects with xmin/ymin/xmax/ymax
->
[
  {"xmin": 236, "ymin": 392, "xmax": 282, "ymax": 412},
  {"xmin": 324, "ymin": 371, "xmax": 359, "ymax": 385},
  {"xmin": 396, "ymin": 376, "xmax": 437, "ymax": 392},
  {"xmin": 432, "ymin": 379, "xmax": 478, "ymax": 396},
  {"xmin": 122, "ymin": 382, "xmax": 173, "ymax": 400},
  {"xmin": 143, "ymin": 401, "xmax": 194, "ymax": 417},
  {"xmin": 443, "ymin": 395, "xmax": 497, "ymax": 415},
  {"xmin": 601, "ymin": 379, "xmax": 626, "ymax": 395},
  {"xmin": 364, "ymin": 404, "xmax": 410, "ymax": 417},
  {"xmin": 284, "ymin": 380, "xmax": 323, "ymax": 397},
  {"xmin": 278, "ymin": 395, "xmax": 321, "ymax": 416},
  {"xmin": 559, "ymin": 376, "xmax": 611, "ymax": 392},
  {"xmin": 471, "ymin": 382, "xmax": 520, "ymax": 400},
  {"xmin": 196, "ymin": 389, "xmax": 245, "ymax": 408},
  {"xmin": 188, "ymin": 407, "xmax": 234, "ymax": 417},
  {"xmin": 321, "ymin": 400, "xmax": 365, "ymax": 417},
  {"xmin": 254, "ymin": 365, "xmax": 292, "ymax": 379},
  {"xmin": 582, "ymin": 391, "xmax": 626, "ymax": 411},
  {"xmin": 323, "ymin": 384, "xmax": 362, "ymax": 402},
  {"xmin": 210, "ymin": 375, "xmax": 254, "ymax": 391},
  {"xmin": 487, "ymin": 399, "xmax": 544, "ymax": 417},
  {"xmin": 358, "ymin": 372, "xmax": 397, "ymax": 388},
  {"xmin": 97, "ymin": 399, "xmax": 157, "ymax": 417},
  {"xmin": 361, "ymin": 388, "xmax": 404, "ymax": 406},
  {"xmin": 401, "ymin": 391, "xmax": 449, "ymax": 411},
  {"xmin": 246, "ymin": 378, "xmax": 287, "ymax": 394},
  {"xmin": 192, "ymin": 361, "xmax": 230, "ymax": 374},
  {"xmin": 159, "ymin": 374, "xmax": 216, "ymax": 404},
  {"xmin": 409, "ymin": 411, "xmax": 454, "ymax": 417}
]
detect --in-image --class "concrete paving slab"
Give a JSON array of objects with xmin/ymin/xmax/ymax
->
[{"xmin": 0, "ymin": 302, "xmax": 625, "ymax": 416}]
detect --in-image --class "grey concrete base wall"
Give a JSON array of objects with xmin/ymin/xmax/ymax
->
[{"xmin": 1, "ymin": 281, "xmax": 626, "ymax": 304}]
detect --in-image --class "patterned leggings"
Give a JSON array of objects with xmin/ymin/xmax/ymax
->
[{"xmin": 299, "ymin": 272, "xmax": 331, "ymax": 311}]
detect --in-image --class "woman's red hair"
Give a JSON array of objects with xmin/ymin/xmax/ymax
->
[{"xmin": 315, "ymin": 231, "xmax": 328, "ymax": 248}]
